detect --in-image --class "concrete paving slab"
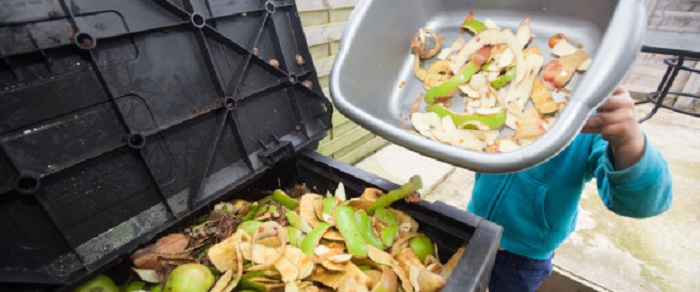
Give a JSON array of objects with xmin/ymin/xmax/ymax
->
[
  {"xmin": 354, "ymin": 144, "xmax": 455, "ymax": 196},
  {"xmin": 423, "ymin": 168, "xmax": 474, "ymax": 211}
]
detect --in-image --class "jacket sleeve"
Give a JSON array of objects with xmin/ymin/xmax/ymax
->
[{"xmin": 587, "ymin": 133, "xmax": 673, "ymax": 218}]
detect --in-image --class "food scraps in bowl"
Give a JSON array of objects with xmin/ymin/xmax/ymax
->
[{"xmin": 408, "ymin": 14, "xmax": 591, "ymax": 153}]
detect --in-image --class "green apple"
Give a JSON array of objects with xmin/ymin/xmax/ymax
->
[
  {"xmin": 74, "ymin": 274, "xmax": 119, "ymax": 292},
  {"xmin": 163, "ymin": 263, "xmax": 214, "ymax": 292},
  {"xmin": 124, "ymin": 281, "xmax": 145, "ymax": 292},
  {"xmin": 409, "ymin": 235, "xmax": 435, "ymax": 263}
]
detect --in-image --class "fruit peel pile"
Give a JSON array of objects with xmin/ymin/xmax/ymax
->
[
  {"xmin": 78, "ymin": 176, "xmax": 465, "ymax": 292},
  {"xmin": 409, "ymin": 13, "xmax": 591, "ymax": 153}
]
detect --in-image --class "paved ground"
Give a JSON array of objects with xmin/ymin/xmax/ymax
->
[{"xmin": 355, "ymin": 104, "xmax": 700, "ymax": 291}]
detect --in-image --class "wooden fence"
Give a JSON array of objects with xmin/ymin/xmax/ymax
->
[{"xmin": 298, "ymin": 0, "xmax": 389, "ymax": 164}]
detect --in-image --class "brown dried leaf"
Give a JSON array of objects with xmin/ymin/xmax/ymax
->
[
  {"xmin": 131, "ymin": 233, "xmax": 189, "ymax": 269},
  {"xmin": 288, "ymin": 184, "xmax": 311, "ymax": 199}
]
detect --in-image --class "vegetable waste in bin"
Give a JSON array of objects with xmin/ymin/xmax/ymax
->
[{"xmin": 0, "ymin": 0, "xmax": 501, "ymax": 291}]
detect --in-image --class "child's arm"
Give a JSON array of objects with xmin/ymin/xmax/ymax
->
[{"xmin": 584, "ymin": 87, "xmax": 672, "ymax": 218}]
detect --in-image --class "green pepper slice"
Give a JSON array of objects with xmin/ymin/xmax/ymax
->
[
  {"xmin": 355, "ymin": 210, "xmax": 385, "ymax": 249},
  {"xmin": 491, "ymin": 66, "xmax": 516, "ymax": 89},
  {"xmin": 481, "ymin": 60, "xmax": 494, "ymax": 71},
  {"xmin": 286, "ymin": 210, "xmax": 312, "ymax": 233},
  {"xmin": 286, "ymin": 226, "xmax": 305, "ymax": 247},
  {"xmin": 374, "ymin": 207, "xmax": 398, "ymax": 227},
  {"xmin": 426, "ymin": 104, "xmax": 507, "ymax": 130},
  {"xmin": 253, "ymin": 204, "xmax": 276, "ymax": 217},
  {"xmin": 300, "ymin": 222, "xmax": 331, "ymax": 255},
  {"xmin": 335, "ymin": 206, "xmax": 368, "ymax": 257},
  {"xmin": 409, "ymin": 236, "xmax": 436, "ymax": 263},
  {"xmin": 380, "ymin": 225, "xmax": 399, "ymax": 247},
  {"xmin": 271, "ymin": 189, "xmax": 298, "ymax": 210},
  {"xmin": 367, "ymin": 176, "xmax": 422, "ymax": 215},
  {"xmin": 321, "ymin": 197, "xmax": 338, "ymax": 225},
  {"xmin": 240, "ymin": 272, "xmax": 267, "ymax": 292},
  {"xmin": 237, "ymin": 220, "xmax": 263, "ymax": 236},
  {"xmin": 461, "ymin": 20, "xmax": 487, "ymax": 34},
  {"xmin": 241, "ymin": 203, "xmax": 259, "ymax": 221},
  {"xmin": 424, "ymin": 61, "xmax": 480, "ymax": 104}
]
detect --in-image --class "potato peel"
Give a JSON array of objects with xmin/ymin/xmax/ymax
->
[
  {"xmin": 210, "ymin": 269, "xmax": 233, "ymax": 292},
  {"xmin": 367, "ymin": 246, "xmax": 413, "ymax": 292},
  {"xmin": 208, "ymin": 230, "xmax": 250, "ymax": 272},
  {"xmin": 300, "ymin": 194, "xmax": 324, "ymax": 228}
]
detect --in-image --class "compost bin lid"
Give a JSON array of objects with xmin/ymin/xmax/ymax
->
[{"xmin": 0, "ymin": 0, "xmax": 331, "ymax": 284}]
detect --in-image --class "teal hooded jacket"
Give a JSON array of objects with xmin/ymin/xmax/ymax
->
[{"xmin": 467, "ymin": 133, "xmax": 673, "ymax": 260}]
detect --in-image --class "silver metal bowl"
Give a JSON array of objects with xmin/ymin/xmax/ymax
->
[{"xmin": 330, "ymin": 0, "xmax": 648, "ymax": 173}]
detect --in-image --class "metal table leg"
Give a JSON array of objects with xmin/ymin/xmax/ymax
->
[{"xmin": 639, "ymin": 55, "xmax": 686, "ymax": 123}]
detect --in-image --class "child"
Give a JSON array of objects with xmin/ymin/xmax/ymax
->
[{"xmin": 468, "ymin": 87, "xmax": 673, "ymax": 291}]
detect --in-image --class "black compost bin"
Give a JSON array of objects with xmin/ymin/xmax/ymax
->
[{"xmin": 0, "ymin": 0, "xmax": 502, "ymax": 291}]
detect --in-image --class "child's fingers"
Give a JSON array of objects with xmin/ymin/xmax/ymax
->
[{"xmin": 584, "ymin": 111, "xmax": 630, "ymax": 129}]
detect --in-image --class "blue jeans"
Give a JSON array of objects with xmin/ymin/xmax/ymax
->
[{"xmin": 488, "ymin": 249, "xmax": 553, "ymax": 292}]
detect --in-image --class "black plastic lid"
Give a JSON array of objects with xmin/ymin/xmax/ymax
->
[{"xmin": 0, "ymin": 0, "xmax": 331, "ymax": 284}]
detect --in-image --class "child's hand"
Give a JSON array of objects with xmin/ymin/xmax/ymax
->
[{"xmin": 581, "ymin": 87, "xmax": 645, "ymax": 170}]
